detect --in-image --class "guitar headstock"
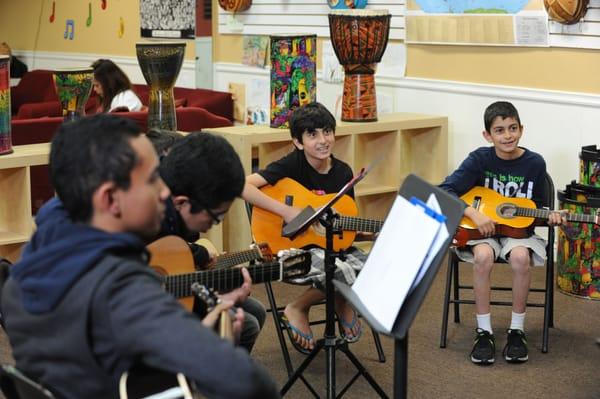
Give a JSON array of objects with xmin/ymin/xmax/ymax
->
[
  {"xmin": 277, "ymin": 248, "xmax": 312, "ymax": 280},
  {"xmin": 190, "ymin": 283, "xmax": 219, "ymax": 319},
  {"xmin": 253, "ymin": 242, "xmax": 274, "ymax": 262}
]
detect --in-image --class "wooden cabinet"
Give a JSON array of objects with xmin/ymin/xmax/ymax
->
[
  {"xmin": 0, "ymin": 143, "xmax": 50, "ymax": 261},
  {"xmin": 205, "ymin": 112, "xmax": 448, "ymax": 253}
]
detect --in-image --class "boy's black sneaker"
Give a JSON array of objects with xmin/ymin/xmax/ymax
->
[
  {"xmin": 470, "ymin": 328, "xmax": 495, "ymax": 365},
  {"xmin": 503, "ymin": 329, "xmax": 529, "ymax": 363}
]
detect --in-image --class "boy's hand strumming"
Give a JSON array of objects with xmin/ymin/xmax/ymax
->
[{"xmin": 465, "ymin": 207, "xmax": 496, "ymax": 237}]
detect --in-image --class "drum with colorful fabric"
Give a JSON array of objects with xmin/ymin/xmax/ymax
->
[
  {"xmin": 136, "ymin": 42, "xmax": 185, "ymax": 131},
  {"xmin": 0, "ymin": 56, "xmax": 11, "ymax": 155},
  {"xmin": 556, "ymin": 184, "xmax": 600, "ymax": 299},
  {"xmin": 328, "ymin": 9, "xmax": 390, "ymax": 122},
  {"xmin": 52, "ymin": 67, "xmax": 94, "ymax": 121},
  {"xmin": 579, "ymin": 145, "xmax": 600, "ymax": 187},
  {"xmin": 270, "ymin": 34, "xmax": 317, "ymax": 129}
]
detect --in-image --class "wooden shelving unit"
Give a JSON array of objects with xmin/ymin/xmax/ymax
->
[
  {"xmin": 0, "ymin": 143, "xmax": 51, "ymax": 261},
  {"xmin": 205, "ymin": 112, "xmax": 448, "ymax": 253}
]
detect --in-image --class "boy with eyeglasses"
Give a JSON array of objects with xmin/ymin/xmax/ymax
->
[{"xmin": 157, "ymin": 132, "xmax": 267, "ymax": 353}]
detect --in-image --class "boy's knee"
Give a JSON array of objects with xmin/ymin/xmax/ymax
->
[
  {"xmin": 472, "ymin": 245, "xmax": 494, "ymax": 268},
  {"xmin": 509, "ymin": 248, "xmax": 531, "ymax": 272}
]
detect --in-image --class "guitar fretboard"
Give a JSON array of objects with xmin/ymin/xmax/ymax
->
[
  {"xmin": 214, "ymin": 248, "xmax": 261, "ymax": 269},
  {"xmin": 164, "ymin": 261, "xmax": 282, "ymax": 299},
  {"xmin": 515, "ymin": 207, "xmax": 598, "ymax": 224},
  {"xmin": 336, "ymin": 216, "xmax": 383, "ymax": 233}
]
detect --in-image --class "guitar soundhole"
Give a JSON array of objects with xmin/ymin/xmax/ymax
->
[{"xmin": 498, "ymin": 203, "xmax": 517, "ymax": 219}]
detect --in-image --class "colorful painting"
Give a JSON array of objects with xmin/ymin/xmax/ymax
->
[
  {"xmin": 242, "ymin": 36, "xmax": 268, "ymax": 68},
  {"xmin": 53, "ymin": 68, "xmax": 94, "ymax": 121},
  {"xmin": 0, "ymin": 56, "xmax": 12, "ymax": 155},
  {"xmin": 270, "ymin": 34, "xmax": 316, "ymax": 129},
  {"xmin": 579, "ymin": 145, "xmax": 600, "ymax": 187},
  {"xmin": 556, "ymin": 187, "xmax": 600, "ymax": 299}
]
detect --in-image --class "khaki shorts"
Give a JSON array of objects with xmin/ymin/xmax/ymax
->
[{"xmin": 455, "ymin": 234, "xmax": 547, "ymax": 267}]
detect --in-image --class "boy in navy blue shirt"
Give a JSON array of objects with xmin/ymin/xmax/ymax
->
[{"xmin": 440, "ymin": 101, "xmax": 563, "ymax": 365}]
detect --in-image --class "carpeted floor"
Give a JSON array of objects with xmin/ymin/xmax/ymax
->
[{"xmin": 1, "ymin": 261, "xmax": 598, "ymax": 398}]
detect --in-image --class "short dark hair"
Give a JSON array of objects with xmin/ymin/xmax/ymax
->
[
  {"xmin": 289, "ymin": 102, "xmax": 336, "ymax": 143},
  {"xmin": 50, "ymin": 114, "xmax": 142, "ymax": 222},
  {"xmin": 159, "ymin": 133, "xmax": 245, "ymax": 212},
  {"xmin": 484, "ymin": 101, "xmax": 522, "ymax": 132},
  {"xmin": 91, "ymin": 59, "xmax": 134, "ymax": 112},
  {"xmin": 146, "ymin": 128, "xmax": 184, "ymax": 156}
]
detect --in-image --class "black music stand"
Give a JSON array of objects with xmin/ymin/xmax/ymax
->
[
  {"xmin": 279, "ymin": 169, "xmax": 387, "ymax": 398},
  {"xmin": 333, "ymin": 174, "xmax": 465, "ymax": 399}
]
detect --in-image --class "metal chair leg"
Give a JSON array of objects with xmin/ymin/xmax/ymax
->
[
  {"xmin": 264, "ymin": 281, "xmax": 294, "ymax": 375},
  {"xmin": 440, "ymin": 253, "xmax": 454, "ymax": 348}
]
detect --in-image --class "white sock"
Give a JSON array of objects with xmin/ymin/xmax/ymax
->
[
  {"xmin": 510, "ymin": 311, "xmax": 526, "ymax": 331},
  {"xmin": 476, "ymin": 313, "xmax": 492, "ymax": 334}
]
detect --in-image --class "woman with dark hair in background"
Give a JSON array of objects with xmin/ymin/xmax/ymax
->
[{"xmin": 91, "ymin": 59, "xmax": 143, "ymax": 113}]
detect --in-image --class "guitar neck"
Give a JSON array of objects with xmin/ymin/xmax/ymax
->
[
  {"xmin": 164, "ymin": 262, "xmax": 281, "ymax": 299},
  {"xmin": 515, "ymin": 207, "xmax": 598, "ymax": 224},
  {"xmin": 337, "ymin": 216, "xmax": 383, "ymax": 233},
  {"xmin": 214, "ymin": 248, "xmax": 260, "ymax": 269}
]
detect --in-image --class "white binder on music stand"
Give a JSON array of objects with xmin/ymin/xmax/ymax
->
[{"xmin": 351, "ymin": 193, "xmax": 448, "ymax": 333}]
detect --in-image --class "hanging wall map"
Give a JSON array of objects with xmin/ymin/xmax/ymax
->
[{"xmin": 405, "ymin": 0, "xmax": 549, "ymax": 46}]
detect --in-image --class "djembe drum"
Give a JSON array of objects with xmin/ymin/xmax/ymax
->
[
  {"xmin": 52, "ymin": 67, "xmax": 93, "ymax": 122},
  {"xmin": 557, "ymin": 184, "xmax": 600, "ymax": 299},
  {"xmin": 136, "ymin": 42, "xmax": 185, "ymax": 131},
  {"xmin": 0, "ymin": 55, "xmax": 12, "ymax": 155},
  {"xmin": 580, "ymin": 145, "xmax": 600, "ymax": 187},
  {"xmin": 329, "ymin": 9, "xmax": 391, "ymax": 122}
]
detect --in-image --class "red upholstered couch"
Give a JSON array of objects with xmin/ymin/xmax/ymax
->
[
  {"xmin": 11, "ymin": 70, "xmax": 234, "ymax": 122},
  {"xmin": 11, "ymin": 108, "xmax": 232, "ymax": 213}
]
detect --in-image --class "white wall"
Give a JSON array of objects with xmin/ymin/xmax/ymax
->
[
  {"xmin": 13, "ymin": 50, "xmax": 197, "ymax": 89},
  {"xmin": 214, "ymin": 61, "xmax": 600, "ymax": 193}
]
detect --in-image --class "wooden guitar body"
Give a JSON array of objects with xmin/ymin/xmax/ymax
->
[
  {"xmin": 148, "ymin": 235, "xmax": 197, "ymax": 311},
  {"xmin": 251, "ymin": 177, "xmax": 359, "ymax": 252},
  {"xmin": 455, "ymin": 186, "xmax": 600, "ymax": 247}
]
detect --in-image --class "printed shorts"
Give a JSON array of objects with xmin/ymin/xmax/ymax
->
[{"xmin": 455, "ymin": 234, "xmax": 547, "ymax": 266}]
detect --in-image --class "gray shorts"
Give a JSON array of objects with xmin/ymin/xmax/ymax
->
[{"xmin": 455, "ymin": 234, "xmax": 547, "ymax": 267}]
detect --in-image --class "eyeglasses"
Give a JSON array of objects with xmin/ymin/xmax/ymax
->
[
  {"xmin": 187, "ymin": 199, "xmax": 227, "ymax": 225},
  {"xmin": 203, "ymin": 207, "xmax": 227, "ymax": 225}
]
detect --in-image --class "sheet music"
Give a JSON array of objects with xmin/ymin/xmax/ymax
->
[
  {"xmin": 410, "ymin": 194, "xmax": 449, "ymax": 292},
  {"xmin": 352, "ymin": 195, "xmax": 443, "ymax": 332}
]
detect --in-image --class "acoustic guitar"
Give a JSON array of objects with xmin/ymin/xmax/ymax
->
[
  {"xmin": 454, "ymin": 186, "xmax": 600, "ymax": 247},
  {"xmin": 119, "ymin": 363, "xmax": 196, "ymax": 399},
  {"xmin": 191, "ymin": 282, "xmax": 234, "ymax": 343},
  {"xmin": 251, "ymin": 177, "xmax": 382, "ymax": 252},
  {"xmin": 147, "ymin": 235, "xmax": 311, "ymax": 311}
]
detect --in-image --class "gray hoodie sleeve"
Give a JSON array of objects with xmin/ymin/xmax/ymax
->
[{"xmin": 90, "ymin": 260, "xmax": 279, "ymax": 399}]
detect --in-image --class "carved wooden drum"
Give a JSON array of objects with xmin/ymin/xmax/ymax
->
[
  {"xmin": 136, "ymin": 42, "xmax": 185, "ymax": 131},
  {"xmin": 328, "ymin": 9, "xmax": 390, "ymax": 122}
]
